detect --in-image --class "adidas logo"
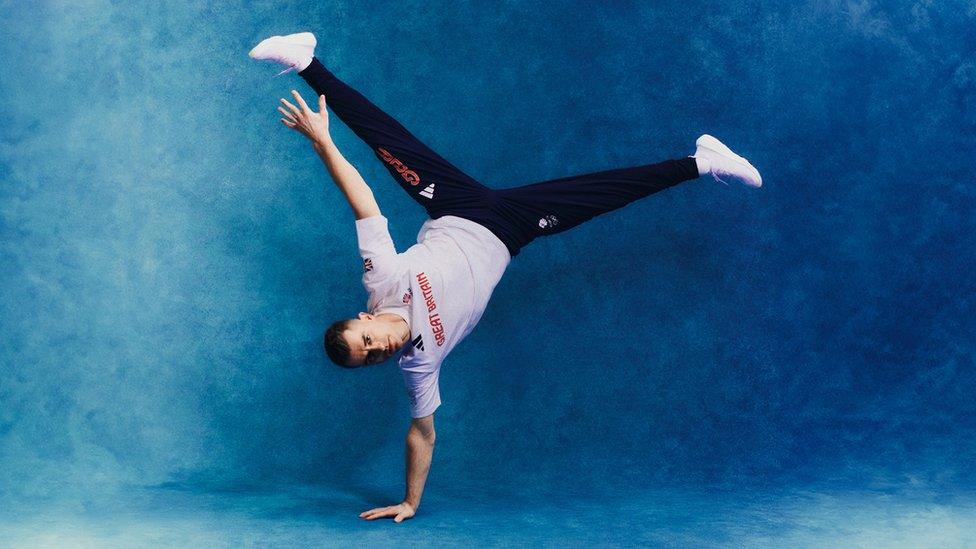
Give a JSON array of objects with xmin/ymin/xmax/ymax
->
[
  {"xmin": 412, "ymin": 334, "xmax": 425, "ymax": 351},
  {"xmin": 419, "ymin": 183, "xmax": 435, "ymax": 199}
]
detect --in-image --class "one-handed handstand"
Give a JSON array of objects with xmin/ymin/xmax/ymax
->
[{"xmin": 249, "ymin": 32, "xmax": 762, "ymax": 523}]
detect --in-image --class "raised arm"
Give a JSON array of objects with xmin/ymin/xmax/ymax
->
[
  {"xmin": 279, "ymin": 90, "xmax": 380, "ymax": 220},
  {"xmin": 359, "ymin": 414, "xmax": 436, "ymax": 523}
]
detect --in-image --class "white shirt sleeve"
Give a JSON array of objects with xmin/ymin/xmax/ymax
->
[
  {"xmin": 402, "ymin": 369, "xmax": 441, "ymax": 418},
  {"xmin": 355, "ymin": 215, "xmax": 401, "ymax": 289}
]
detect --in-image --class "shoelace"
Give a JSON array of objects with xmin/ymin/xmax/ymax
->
[{"xmin": 275, "ymin": 64, "xmax": 297, "ymax": 77}]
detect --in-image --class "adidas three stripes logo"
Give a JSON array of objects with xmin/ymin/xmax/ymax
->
[
  {"xmin": 412, "ymin": 334, "xmax": 425, "ymax": 351},
  {"xmin": 419, "ymin": 184, "xmax": 435, "ymax": 199}
]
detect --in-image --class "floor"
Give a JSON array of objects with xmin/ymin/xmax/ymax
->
[{"xmin": 2, "ymin": 483, "xmax": 973, "ymax": 547}]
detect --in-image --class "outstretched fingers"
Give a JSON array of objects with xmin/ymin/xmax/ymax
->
[
  {"xmin": 291, "ymin": 89, "xmax": 311, "ymax": 113},
  {"xmin": 280, "ymin": 97, "xmax": 301, "ymax": 118},
  {"xmin": 277, "ymin": 106, "xmax": 296, "ymax": 123},
  {"xmin": 275, "ymin": 91, "xmax": 328, "ymax": 141}
]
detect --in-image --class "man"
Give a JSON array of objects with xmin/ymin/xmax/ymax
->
[{"xmin": 249, "ymin": 31, "xmax": 761, "ymax": 522}]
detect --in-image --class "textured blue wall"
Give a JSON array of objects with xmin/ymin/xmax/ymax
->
[{"xmin": 1, "ymin": 0, "xmax": 974, "ymax": 514}]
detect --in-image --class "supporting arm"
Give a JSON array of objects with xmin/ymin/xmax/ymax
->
[{"xmin": 359, "ymin": 414, "xmax": 436, "ymax": 523}]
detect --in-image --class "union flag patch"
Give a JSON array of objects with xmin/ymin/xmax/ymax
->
[{"xmin": 363, "ymin": 258, "xmax": 373, "ymax": 273}]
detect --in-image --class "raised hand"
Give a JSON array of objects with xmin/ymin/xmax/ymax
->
[
  {"xmin": 359, "ymin": 501, "xmax": 416, "ymax": 523},
  {"xmin": 278, "ymin": 89, "xmax": 331, "ymax": 146}
]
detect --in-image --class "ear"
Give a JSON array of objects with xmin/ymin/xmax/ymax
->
[{"xmin": 358, "ymin": 312, "xmax": 373, "ymax": 321}]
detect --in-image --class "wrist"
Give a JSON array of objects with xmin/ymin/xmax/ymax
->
[
  {"xmin": 403, "ymin": 499, "xmax": 418, "ymax": 511},
  {"xmin": 312, "ymin": 135, "xmax": 334, "ymax": 151}
]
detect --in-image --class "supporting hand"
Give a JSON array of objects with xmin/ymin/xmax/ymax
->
[
  {"xmin": 359, "ymin": 501, "xmax": 416, "ymax": 523},
  {"xmin": 278, "ymin": 89, "xmax": 330, "ymax": 146}
]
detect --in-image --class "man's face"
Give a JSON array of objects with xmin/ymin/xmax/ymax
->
[{"xmin": 342, "ymin": 313, "xmax": 404, "ymax": 367}]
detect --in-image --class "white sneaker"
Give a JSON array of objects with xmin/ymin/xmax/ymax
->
[
  {"xmin": 692, "ymin": 134, "xmax": 762, "ymax": 188},
  {"xmin": 248, "ymin": 32, "xmax": 317, "ymax": 76}
]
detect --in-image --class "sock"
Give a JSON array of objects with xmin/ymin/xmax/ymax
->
[
  {"xmin": 693, "ymin": 156, "xmax": 710, "ymax": 176},
  {"xmin": 295, "ymin": 56, "xmax": 313, "ymax": 72}
]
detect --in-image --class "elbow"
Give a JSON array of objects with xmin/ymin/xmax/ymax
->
[
  {"xmin": 409, "ymin": 415, "xmax": 436, "ymax": 445},
  {"xmin": 409, "ymin": 425, "xmax": 436, "ymax": 446}
]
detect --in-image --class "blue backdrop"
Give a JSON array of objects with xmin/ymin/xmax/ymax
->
[{"xmin": 1, "ymin": 0, "xmax": 974, "ymax": 545}]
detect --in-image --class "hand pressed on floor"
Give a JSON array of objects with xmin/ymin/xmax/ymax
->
[{"xmin": 359, "ymin": 501, "xmax": 416, "ymax": 523}]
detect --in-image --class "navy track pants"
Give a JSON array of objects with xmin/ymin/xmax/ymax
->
[{"xmin": 299, "ymin": 58, "xmax": 699, "ymax": 257}]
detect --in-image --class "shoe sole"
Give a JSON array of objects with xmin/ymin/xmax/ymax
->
[{"xmin": 697, "ymin": 134, "xmax": 762, "ymax": 187}]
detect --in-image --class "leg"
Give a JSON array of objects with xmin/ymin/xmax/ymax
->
[
  {"xmin": 484, "ymin": 158, "xmax": 700, "ymax": 256},
  {"xmin": 299, "ymin": 58, "xmax": 489, "ymax": 218}
]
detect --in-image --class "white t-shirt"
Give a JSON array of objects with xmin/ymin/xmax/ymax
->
[{"xmin": 355, "ymin": 215, "xmax": 510, "ymax": 418}]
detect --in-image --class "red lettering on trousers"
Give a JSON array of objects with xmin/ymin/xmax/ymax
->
[{"xmin": 377, "ymin": 148, "xmax": 421, "ymax": 186}]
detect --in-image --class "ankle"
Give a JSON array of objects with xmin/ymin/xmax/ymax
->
[{"xmin": 693, "ymin": 156, "xmax": 711, "ymax": 176}]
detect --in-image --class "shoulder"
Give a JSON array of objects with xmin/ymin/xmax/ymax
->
[{"xmin": 398, "ymin": 344, "xmax": 441, "ymax": 372}]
